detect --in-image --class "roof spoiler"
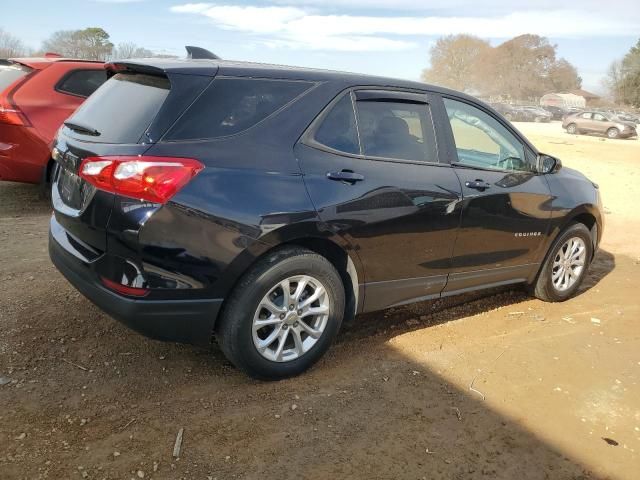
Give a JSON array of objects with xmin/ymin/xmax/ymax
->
[{"xmin": 185, "ymin": 46, "xmax": 220, "ymax": 60}]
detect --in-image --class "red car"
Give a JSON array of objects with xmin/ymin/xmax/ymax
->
[{"xmin": 0, "ymin": 54, "xmax": 106, "ymax": 185}]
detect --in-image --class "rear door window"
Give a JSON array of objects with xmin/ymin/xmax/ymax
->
[
  {"xmin": 311, "ymin": 93, "xmax": 360, "ymax": 155},
  {"xmin": 56, "ymin": 69, "xmax": 107, "ymax": 97},
  {"xmin": 0, "ymin": 62, "xmax": 32, "ymax": 91},
  {"xmin": 64, "ymin": 73, "xmax": 170, "ymax": 144},
  {"xmin": 165, "ymin": 77, "xmax": 313, "ymax": 141},
  {"xmin": 355, "ymin": 96, "xmax": 437, "ymax": 162}
]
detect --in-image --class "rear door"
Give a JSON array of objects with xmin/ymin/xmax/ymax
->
[
  {"xmin": 577, "ymin": 112, "xmax": 594, "ymax": 132},
  {"xmin": 297, "ymin": 88, "xmax": 462, "ymax": 312},
  {"xmin": 436, "ymin": 95, "xmax": 552, "ymax": 293}
]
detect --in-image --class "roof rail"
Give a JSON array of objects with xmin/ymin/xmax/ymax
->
[{"xmin": 185, "ymin": 46, "xmax": 220, "ymax": 60}]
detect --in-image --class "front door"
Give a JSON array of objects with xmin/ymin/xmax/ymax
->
[
  {"xmin": 437, "ymin": 96, "xmax": 552, "ymax": 293},
  {"xmin": 296, "ymin": 89, "xmax": 462, "ymax": 312}
]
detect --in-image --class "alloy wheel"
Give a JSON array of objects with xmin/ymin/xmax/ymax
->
[
  {"xmin": 552, "ymin": 237, "xmax": 587, "ymax": 292},
  {"xmin": 252, "ymin": 275, "xmax": 330, "ymax": 362}
]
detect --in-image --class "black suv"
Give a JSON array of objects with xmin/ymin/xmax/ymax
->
[{"xmin": 49, "ymin": 58, "xmax": 603, "ymax": 379}]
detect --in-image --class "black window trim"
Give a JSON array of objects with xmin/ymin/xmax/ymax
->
[
  {"xmin": 301, "ymin": 88, "xmax": 364, "ymax": 158},
  {"xmin": 302, "ymin": 85, "xmax": 447, "ymax": 168},
  {"xmin": 159, "ymin": 75, "xmax": 319, "ymax": 144},
  {"xmin": 54, "ymin": 68, "xmax": 107, "ymax": 99},
  {"xmin": 438, "ymin": 93, "xmax": 543, "ymax": 175}
]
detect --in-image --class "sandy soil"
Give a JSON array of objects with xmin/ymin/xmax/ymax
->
[{"xmin": 0, "ymin": 122, "xmax": 639, "ymax": 479}]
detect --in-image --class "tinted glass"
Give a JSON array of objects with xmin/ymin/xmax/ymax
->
[
  {"xmin": 356, "ymin": 100, "xmax": 437, "ymax": 162},
  {"xmin": 56, "ymin": 69, "xmax": 107, "ymax": 97},
  {"xmin": 0, "ymin": 62, "xmax": 31, "ymax": 91},
  {"xmin": 165, "ymin": 78, "xmax": 312, "ymax": 141},
  {"xmin": 443, "ymin": 98, "xmax": 531, "ymax": 172},
  {"xmin": 65, "ymin": 73, "xmax": 170, "ymax": 144},
  {"xmin": 313, "ymin": 93, "xmax": 359, "ymax": 154}
]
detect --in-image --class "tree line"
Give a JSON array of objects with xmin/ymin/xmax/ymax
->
[
  {"xmin": 2, "ymin": 26, "xmax": 638, "ymax": 107},
  {"xmin": 421, "ymin": 34, "xmax": 582, "ymax": 101},
  {"xmin": 422, "ymin": 33, "xmax": 640, "ymax": 107},
  {"xmin": 0, "ymin": 27, "xmax": 173, "ymax": 61}
]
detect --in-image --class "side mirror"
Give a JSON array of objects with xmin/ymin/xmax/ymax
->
[{"xmin": 539, "ymin": 154, "xmax": 562, "ymax": 174}]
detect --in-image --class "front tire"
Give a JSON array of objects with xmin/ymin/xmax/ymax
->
[
  {"xmin": 566, "ymin": 123, "xmax": 578, "ymax": 135},
  {"xmin": 216, "ymin": 247, "xmax": 345, "ymax": 380},
  {"xmin": 532, "ymin": 223, "xmax": 593, "ymax": 302}
]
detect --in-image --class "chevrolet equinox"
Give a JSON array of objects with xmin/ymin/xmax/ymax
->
[{"xmin": 49, "ymin": 58, "xmax": 603, "ymax": 379}]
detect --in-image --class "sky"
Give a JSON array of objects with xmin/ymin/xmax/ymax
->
[{"xmin": 3, "ymin": 0, "xmax": 640, "ymax": 93}]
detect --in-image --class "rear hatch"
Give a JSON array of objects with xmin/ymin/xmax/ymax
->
[{"xmin": 52, "ymin": 64, "xmax": 213, "ymax": 254}]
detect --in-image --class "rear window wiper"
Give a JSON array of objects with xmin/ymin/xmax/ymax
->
[{"xmin": 64, "ymin": 120, "xmax": 101, "ymax": 136}]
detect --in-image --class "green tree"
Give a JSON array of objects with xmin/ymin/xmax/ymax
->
[
  {"xmin": 41, "ymin": 28, "xmax": 113, "ymax": 60},
  {"xmin": 607, "ymin": 39, "xmax": 640, "ymax": 107}
]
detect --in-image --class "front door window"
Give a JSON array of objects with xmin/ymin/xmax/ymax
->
[{"xmin": 443, "ymin": 98, "xmax": 532, "ymax": 173}]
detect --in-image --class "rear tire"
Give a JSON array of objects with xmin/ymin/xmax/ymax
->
[
  {"xmin": 607, "ymin": 127, "xmax": 620, "ymax": 139},
  {"xmin": 532, "ymin": 223, "xmax": 593, "ymax": 302},
  {"xmin": 505, "ymin": 113, "xmax": 513, "ymax": 121},
  {"xmin": 216, "ymin": 246, "xmax": 345, "ymax": 380}
]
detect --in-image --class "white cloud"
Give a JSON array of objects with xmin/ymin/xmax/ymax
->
[{"xmin": 170, "ymin": 3, "xmax": 640, "ymax": 52}]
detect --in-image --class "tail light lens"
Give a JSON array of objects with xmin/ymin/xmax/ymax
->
[
  {"xmin": 101, "ymin": 277, "xmax": 149, "ymax": 297},
  {"xmin": 0, "ymin": 93, "xmax": 28, "ymax": 126},
  {"xmin": 79, "ymin": 156, "xmax": 204, "ymax": 204}
]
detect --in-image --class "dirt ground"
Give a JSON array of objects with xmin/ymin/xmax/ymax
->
[{"xmin": 1, "ymin": 122, "xmax": 639, "ymax": 480}]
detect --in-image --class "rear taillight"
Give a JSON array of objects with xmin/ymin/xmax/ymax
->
[
  {"xmin": 101, "ymin": 277, "xmax": 149, "ymax": 297},
  {"xmin": 0, "ymin": 92, "xmax": 28, "ymax": 126},
  {"xmin": 79, "ymin": 156, "xmax": 204, "ymax": 204}
]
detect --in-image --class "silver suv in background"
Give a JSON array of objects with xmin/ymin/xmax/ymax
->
[{"xmin": 563, "ymin": 111, "xmax": 638, "ymax": 139}]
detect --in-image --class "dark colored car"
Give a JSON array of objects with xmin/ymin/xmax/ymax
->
[
  {"xmin": 49, "ymin": 58, "xmax": 604, "ymax": 379},
  {"xmin": 520, "ymin": 106, "xmax": 552, "ymax": 122},
  {"xmin": 490, "ymin": 103, "xmax": 549, "ymax": 122},
  {"xmin": 0, "ymin": 55, "xmax": 106, "ymax": 185},
  {"xmin": 541, "ymin": 105, "xmax": 569, "ymax": 120},
  {"xmin": 562, "ymin": 111, "xmax": 637, "ymax": 139}
]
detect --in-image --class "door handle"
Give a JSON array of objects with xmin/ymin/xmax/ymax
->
[
  {"xmin": 465, "ymin": 179, "xmax": 491, "ymax": 191},
  {"xmin": 327, "ymin": 170, "xmax": 364, "ymax": 184}
]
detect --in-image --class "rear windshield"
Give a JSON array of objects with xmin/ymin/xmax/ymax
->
[
  {"xmin": 65, "ymin": 73, "xmax": 170, "ymax": 144},
  {"xmin": 0, "ymin": 62, "xmax": 32, "ymax": 92},
  {"xmin": 164, "ymin": 77, "xmax": 313, "ymax": 141}
]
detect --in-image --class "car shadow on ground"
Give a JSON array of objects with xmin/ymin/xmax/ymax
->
[
  {"xmin": 0, "ymin": 181, "xmax": 616, "ymax": 479},
  {"xmin": 342, "ymin": 248, "xmax": 615, "ymax": 344}
]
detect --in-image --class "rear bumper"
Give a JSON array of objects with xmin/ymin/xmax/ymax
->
[{"xmin": 49, "ymin": 223, "xmax": 223, "ymax": 346}]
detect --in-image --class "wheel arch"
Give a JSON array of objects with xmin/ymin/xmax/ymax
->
[
  {"xmin": 213, "ymin": 227, "xmax": 364, "ymax": 332},
  {"xmin": 531, "ymin": 205, "xmax": 601, "ymax": 285}
]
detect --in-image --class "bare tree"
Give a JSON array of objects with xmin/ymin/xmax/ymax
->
[
  {"xmin": 41, "ymin": 28, "xmax": 113, "ymax": 60},
  {"xmin": 110, "ymin": 42, "xmax": 154, "ymax": 60},
  {"xmin": 421, "ymin": 35, "xmax": 490, "ymax": 92},
  {"xmin": 0, "ymin": 28, "xmax": 30, "ymax": 58},
  {"xmin": 423, "ymin": 34, "xmax": 582, "ymax": 99}
]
